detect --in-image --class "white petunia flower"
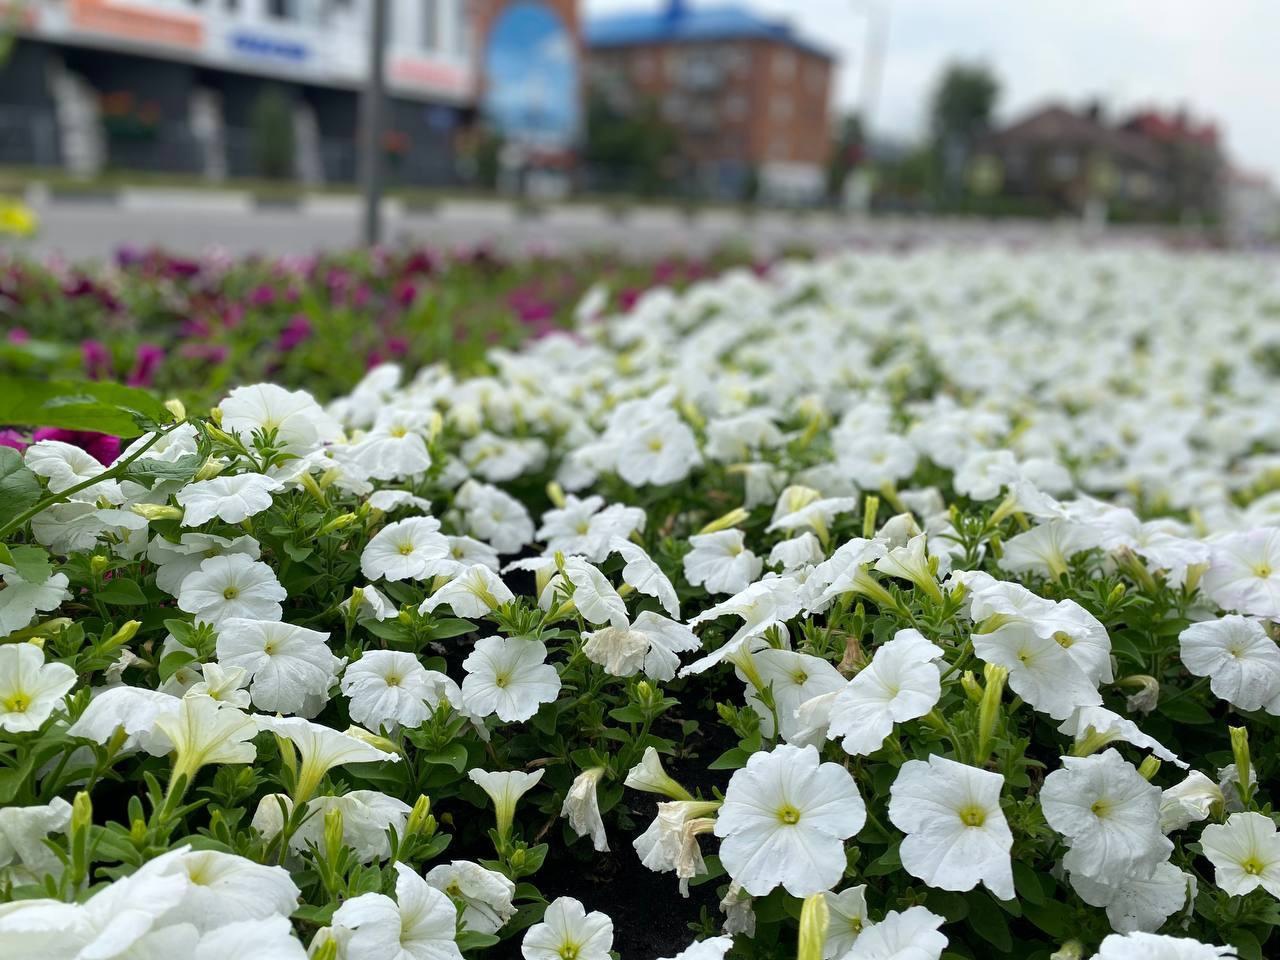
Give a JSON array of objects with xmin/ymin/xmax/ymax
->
[
  {"xmin": 219, "ymin": 383, "xmax": 341, "ymax": 455},
  {"xmin": 683, "ymin": 529, "xmax": 763, "ymax": 596},
  {"xmin": 0, "ymin": 798, "xmax": 71, "ymax": 885},
  {"xmin": 0, "ymin": 643, "xmax": 76, "ymax": 733},
  {"xmin": 216, "ymin": 619, "xmax": 343, "ymax": 716},
  {"xmin": 1093, "ymin": 931, "xmax": 1237, "ymax": 959},
  {"xmin": 253, "ymin": 790, "xmax": 410, "ymax": 863},
  {"xmin": 468, "ymin": 768, "xmax": 544, "ymax": 841},
  {"xmin": 187, "ymin": 662, "xmax": 252, "ymax": 708},
  {"xmin": 424, "ymin": 860, "xmax": 517, "ymax": 936},
  {"xmin": 1159, "ymin": 771, "xmax": 1223, "ymax": 834},
  {"xmin": 821, "ymin": 885, "xmax": 868, "ymax": 959},
  {"xmin": 657, "ymin": 935, "xmax": 734, "ymax": 960},
  {"xmin": 177, "ymin": 554, "xmax": 286, "ymax": 626},
  {"xmin": 461, "ymin": 636, "xmax": 561, "ymax": 723},
  {"xmin": 561, "ymin": 766, "xmax": 609, "ymax": 852},
  {"xmin": 1200, "ymin": 812, "xmax": 1280, "ymax": 899},
  {"xmin": 360, "ymin": 516, "xmax": 450, "ymax": 582},
  {"xmin": 24, "ymin": 440, "xmax": 122, "ymax": 502},
  {"xmin": 768, "ymin": 532, "xmax": 826, "ymax": 572},
  {"xmin": 682, "ymin": 577, "xmax": 803, "ymax": 676},
  {"xmin": 521, "ymin": 897, "xmax": 614, "ymax": 960},
  {"xmin": 176, "ymin": 473, "xmax": 284, "ymax": 527},
  {"xmin": 1070, "ymin": 860, "xmax": 1192, "ymax": 933},
  {"xmin": 825, "ymin": 628, "xmax": 944, "ymax": 756},
  {"xmin": 624, "ymin": 747, "xmax": 693, "ymax": 800},
  {"xmin": 1201, "ymin": 528, "xmax": 1280, "ymax": 618},
  {"xmin": 340, "ymin": 650, "xmax": 460, "ymax": 731},
  {"xmin": 147, "ymin": 532, "xmax": 260, "ymax": 596},
  {"xmin": 331, "ymin": 861, "xmax": 462, "ymax": 960},
  {"xmin": 539, "ymin": 557, "xmax": 629, "ymax": 627},
  {"xmin": 582, "ymin": 611, "xmax": 700, "ymax": 681},
  {"xmin": 843, "ymin": 905, "xmax": 948, "ymax": 960},
  {"xmin": 156, "ymin": 694, "xmax": 259, "ymax": 783},
  {"xmin": 888, "ymin": 755, "xmax": 1014, "ymax": 899},
  {"xmin": 609, "ymin": 537, "xmax": 679, "ymax": 618},
  {"xmin": 255, "ymin": 715, "xmax": 400, "ymax": 802},
  {"xmin": 65, "ymin": 685, "xmax": 180, "ymax": 754},
  {"xmin": 157, "ymin": 849, "xmax": 300, "ymax": 932},
  {"xmin": 713, "ymin": 743, "xmax": 865, "ymax": 897},
  {"xmin": 1039, "ymin": 749, "xmax": 1172, "ymax": 881},
  {"xmin": 453, "ymin": 480, "xmax": 534, "ymax": 554},
  {"xmin": 420, "ymin": 565, "xmax": 514, "ymax": 618},
  {"xmin": 193, "ymin": 916, "xmax": 307, "ymax": 960},
  {"xmin": 1179, "ymin": 616, "xmax": 1280, "ymax": 712},
  {"xmin": 1057, "ymin": 706, "xmax": 1187, "ymax": 769},
  {"xmin": 738, "ymin": 647, "xmax": 845, "ymax": 742},
  {"xmin": 998, "ymin": 519, "xmax": 1100, "ymax": 579},
  {"xmin": 0, "ymin": 570, "xmax": 70, "ymax": 638}
]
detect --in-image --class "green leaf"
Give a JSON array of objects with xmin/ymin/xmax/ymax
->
[
  {"xmin": 158, "ymin": 650, "xmax": 197, "ymax": 683},
  {"xmin": 7, "ymin": 544, "xmax": 52, "ymax": 583},
  {"xmin": 425, "ymin": 618, "xmax": 476, "ymax": 640},
  {"xmin": 422, "ymin": 743, "xmax": 469, "ymax": 772},
  {"xmin": 117, "ymin": 453, "xmax": 202, "ymax": 486},
  {"xmin": 967, "ymin": 893, "xmax": 1012, "ymax": 952},
  {"xmin": 708, "ymin": 746, "xmax": 752, "ymax": 770},
  {"xmin": 97, "ymin": 578, "xmax": 148, "ymax": 606},
  {"xmin": 0, "ymin": 377, "xmax": 173, "ymax": 437},
  {"xmin": 0, "ymin": 447, "xmax": 41, "ymax": 519}
]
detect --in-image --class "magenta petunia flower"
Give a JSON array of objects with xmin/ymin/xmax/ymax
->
[
  {"xmin": 127, "ymin": 344, "xmax": 165, "ymax": 387},
  {"xmin": 81, "ymin": 340, "xmax": 113, "ymax": 380},
  {"xmin": 32, "ymin": 428, "xmax": 121, "ymax": 465}
]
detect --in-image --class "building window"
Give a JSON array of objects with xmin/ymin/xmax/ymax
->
[
  {"xmin": 772, "ymin": 95, "xmax": 793, "ymax": 120},
  {"xmin": 266, "ymin": 0, "xmax": 299, "ymax": 21},
  {"xmin": 773, "ymin": 50, "xmax": 796, "ymax": 81},
  {"xmin": 454, "ymin": 0, "xmax": 471, "ymax": 56},
  {"xmin": 723, "ymin": 94, "xmax": 747, "ymax": 121},
  {"xmin": 1050, "ymin": 150, "xmax": 1079, "ymax": 180},
  {"xmin": 633, "ymin": 53, "xmax": 653, "ymax": 81},
  {"xmin": 421, "ymin": 0, "xmax": 439, "ymax": 51}
]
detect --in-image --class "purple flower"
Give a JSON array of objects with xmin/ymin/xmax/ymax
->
[
  {"xmin": 180, "ymin": 343, "xmax": 229, "ymax": 363},
  {"xmin": 7, "ymin": 328, "xmax": 30, "ymax": 344},
  {"xmin": 0, "ymin": 429, "xmax": 28, "ymax": 452},
  {"xmin": 276, "ymin": 314, "xmax": 313, "ymax": 353},
  {"xmin": 32, "ymin": 428, "xmax": 121, "ymax": 465},
  {"xmin": 249, "ymin": 284, "xmax": 277, "ymax": 307},
  {"xmin": 81, "ymin": 340, "xmax": 113, "ymax": 380},
  {"xmin": 127, "ymin": 343, "xmax": 165, "ymax": 387}
]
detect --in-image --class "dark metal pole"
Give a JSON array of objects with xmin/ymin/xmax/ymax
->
[{"xmin": 361, "ymin": 0, "xmax": 388, "ymax": 246}]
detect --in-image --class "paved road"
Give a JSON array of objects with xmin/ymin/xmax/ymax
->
[{"xmin": 16, "ymin": 193, "xmax": 1194, "ymax": 261}]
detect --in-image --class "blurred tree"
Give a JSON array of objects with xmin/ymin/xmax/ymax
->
[
  {"xmin": 930, "ymin": 63, "xmax": 999, "ymax": 202},
  {"xmin": 583, "ymin": 95, "xmax": 678, "ymax": 197},
  {"xmin": 826, "ymin": 112, "xmax": 865, "ymax": 202},
  {"xmin": 250, "ymin": 86, "xmax": 295, "ymax": 180}
]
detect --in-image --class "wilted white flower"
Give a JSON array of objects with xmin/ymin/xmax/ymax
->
[
  {"xmin": 1070, "ymin": 860, "xmax": 1192, "ymax": 933},
  {"xmin": 561, "ymin": 766, "xmax": 609, "ymax": 852},
  {"xmin": 582, "ymin": 612, "xmax": 700, "ymax": 681},
  {"xmin": 424, "ymin": 860, "xmax": 517, "ymax": 936},
  {"xmin": 1159, "ymin": 771, "xmax": 1223, "ymax": 833}
]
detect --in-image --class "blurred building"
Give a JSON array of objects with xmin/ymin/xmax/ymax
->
[
  {"xmin": 0, "ymin": 0, "xmax": 484, "ymax": 185},
  {"xmin": 976, "ymin": 103, "xmax": 1223, "ymax": 220},
  {"xmin": 584, "ymin": 0, "xmax": 834, "ymax": 203},
  {"xmin": 1224, "ymin": 168, "xmax": 1280, "ymax": 246}
]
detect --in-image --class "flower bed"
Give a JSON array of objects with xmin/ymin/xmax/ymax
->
[
  {"xmin": 0, "ymin": 246, "xmax": 746, "ymax": 408},
  {"xmin": 0, "ymin": 247, "xmax": 1278, "ymax": 959}
]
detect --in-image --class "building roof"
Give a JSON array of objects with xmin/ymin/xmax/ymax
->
[
  {"xmin": 984, "ymin": 104, "xmax": 1165, "ymax": 169},
  {"xmin": 585, "ymin": 2, "xmax": 834, "ymax": 59}
]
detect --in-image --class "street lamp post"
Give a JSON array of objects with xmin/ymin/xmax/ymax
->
[{"xmin": 361, "ymin": 0, "xmax": 389, "ymax": 246}]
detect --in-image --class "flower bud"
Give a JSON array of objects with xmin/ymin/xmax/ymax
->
[
  {"xmin": 131, "ymin": 503, "xmax": 184, "ymax": 522},
  {"xmin": 623, "ymin": 746, "xmax": 693, "ymax": 801},
  {"xmin": 318, "ymin": 513, "xmax": 358, "ymax": 536},
  {"xmin": 193, "ymin": 456, "xmax": 224, "ymax": 482},
  {"xmin": 1230, "ymin": 726, "xmax": 1252, "ymax": 806},
  {"xmin": 1050, "ymin": 942, "xmax": 1085, "ymax": 960},
  {"xmin": 323, "ymin": 806, "xmax": 345, "ymax": 864},
  {"xmin": 1137, "ymin": 756, "xmax": 1162, "ymax": 781},
  {"xmin": 1116, "ymin": 674, "xmax": 1160, "ymax": 714},
  {"xmin": 300, "ymin": 471, "xmax": 327, "ymax": 506},
  {"xmin": 798, "ymin": 893, "xmax": 830, "ymax": 960},
  {"xmin": 343, "ymin": 726, "xmax": 399, "ymax": 756},
  {"xmin": 163, "ymin": 398, "xmax": 186, "ymax": 422},
  {"xmin": 71, "ymin": 790, "xmax": 93, "ymax": 835},
  {"xmin": 698, "ymin": 507, "xmax": 750, "ymax": 536},
  {"xmin": 960, "ymin": 670, "xmax": 983, "ymax": 704},
  {"xmin": 309, "ymin": 930, "xmax": 340, "ymax": 960},
  {"xmin": 89, "ymin": 555, "xmax": 110, "ymax": 577},
  {"xmin": 862, "ymin": 495, "xmax": 880, "ymax": 539},
  {"xmin": 406, "ymin": 794, "xmax": 435, "ymax": 840},
  {"xmin": 545, "ymin": 481, "xmax": 567, "ymax": 509},
  {"xmin": 976, "ymin": 663, "xmax": 1008, "ymax": 763},
  {"xmin": 103, "ymin": 620, "xmax": 141, "ymax": 652},
  {"xmin": 209, "ymin": 406, "xmax": 223, "ymax": 427}
]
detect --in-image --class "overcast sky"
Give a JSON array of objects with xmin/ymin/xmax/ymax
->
[{"xmin": 584, "ymin": 0, "xmax": 1280, "ymax": 182}]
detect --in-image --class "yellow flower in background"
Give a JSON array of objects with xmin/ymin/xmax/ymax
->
[{"xmin": 0, "ymin": 197, "xmax": 37, "ymax": 238}]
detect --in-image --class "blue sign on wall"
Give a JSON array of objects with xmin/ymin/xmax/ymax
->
[
  {"xmin": 484, "ymin": 2, "xmax": 579, "ymax": 149},
  {"xmin": 230, "ymin": 32, "xmax": 309, "ymax": 64}
]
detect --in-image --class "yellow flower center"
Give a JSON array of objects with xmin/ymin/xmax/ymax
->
[
  {"xmin": 1242, "ymin": 856, "xmax": 1265, "ymax": 876},
  {"xmin": 958, "ymin": 804, "xmax": 986, "ymax": 827},
  {"xmin": 1090, "ymin": 798, "xmax": 1111, "ymax": 819},
  {"xmin": 647, "ymin": 437, "xmax": 664, "ymax": 452},
  {"xmin": 263, "ymin": 642, "xmax": 276, "ymax": 655},
  {"xmin": 385, "ymin": 674, "xmax": 401, "ymax": 687},
  {"xmin": 222, "ymin": 586, "xmax": 239, "ymax": 599},
  {"xmin": 2, "ymin": 691, "xmax": 31, "ymax": 713},
  {"xmin": 792, "ymin": 671, "xmax": 809, "ymax": 685},
  {"xmin": 1053, "ymin": 631, "xmax": 1074, "ymax": 648},
  {"xmin": 494, "ymin": 673, "xmax": 509, "ymax": 689},
  {"xmin": 558, "ymin": 942, "xmax": 581, "ymax": 960},
  {"xmin": 398, "ymin": 543, "xmax": 415, "ymax": 556},
  {"xmin": 390, "ymin": 426, "xmax": 408, "ymax": 438},
  {"xmin": 1254, "ymin": 564, "xmax": 1273, "ymax": 579},
  {"xmin": 777, "ymin": 803, "xmax": 801, "ymax": 825}
]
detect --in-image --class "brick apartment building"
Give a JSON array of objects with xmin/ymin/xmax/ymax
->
[{"xmin": 584, "ymin": 1, "xmax": 834, "ymax": 202}]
